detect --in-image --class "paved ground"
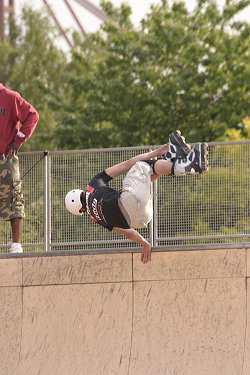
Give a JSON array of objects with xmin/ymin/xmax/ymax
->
[{"xmin": 0, "ymin": 248, "xmax": 250, "ymax": 375}]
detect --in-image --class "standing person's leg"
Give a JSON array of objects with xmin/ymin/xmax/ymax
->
[
  {"xmin": 10, "ymin": 217, "xmax": 23, "ymax": 243},
  {"xmin": 10, "ymin": 156, "xmax": 24, "ymax": 253},
  {"xmin": 0, "ymin": 155, "xmax": 24, "ymax": 253}
]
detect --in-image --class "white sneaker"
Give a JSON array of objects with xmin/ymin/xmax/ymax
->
[{"xmin": 10, "ymin": 243, "xmax": 23, "ymax": 253}]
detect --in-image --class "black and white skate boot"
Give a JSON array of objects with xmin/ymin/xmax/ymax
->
[
  {"xmin": 173, "ymin": 142, "xmax": 208, "ymax": 176},
  {"xmin": 162, "ymin": 130, "xmax": 191, "ymax": 161}
]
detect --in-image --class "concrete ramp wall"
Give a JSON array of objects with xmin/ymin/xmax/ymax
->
[{"xmin": 0, "ymin": 248, "xmax": 250, "ymax": 375}]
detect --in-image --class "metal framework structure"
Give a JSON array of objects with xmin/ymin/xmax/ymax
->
[
  {"xmin": 1, "ymin": 141, "xmax": 250, "ymax": 254},
  {"xmin": 0, "ymin": 0, "xmax": 107, "ymax": 44}
]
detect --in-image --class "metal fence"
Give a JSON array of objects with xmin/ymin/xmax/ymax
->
[{"xmin": 1, "ymin": 141, "xmax": 250, "ymax": 253}]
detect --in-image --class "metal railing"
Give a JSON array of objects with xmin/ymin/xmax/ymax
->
[{"xmin": 1, "ymin": 141, "xmax": 250, "ymax": 253}]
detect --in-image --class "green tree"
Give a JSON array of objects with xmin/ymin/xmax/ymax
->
[
  {"xmin": 0, "ymin": 7, "xmax": 68, "ymax": 151},
  {"xmin": 57, "ymin": 0, "xmax": 250, "ymax": 149},
  {"xmin": 1, "ymin": 1, "xmax": 249, "ymax": 150}
]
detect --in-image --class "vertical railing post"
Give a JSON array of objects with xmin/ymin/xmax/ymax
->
[
  {"xmin": 44, "ymin": 151, "xmax": 51, "ymax": 251},
  {"xmin": 152, "ymin": 179, "xmax": 158, "ymax": 248},
  {"xmin": 149, "ymin": 148, "xmax": 157, "ymax": 248},
  {"xmin": 149, "ymin": 188, "xmax": 154, "ymax": 247}
]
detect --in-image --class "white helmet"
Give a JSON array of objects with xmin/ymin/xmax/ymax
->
[{"xmin": 65, "ymin": 189, "xmax": 83, "ymax": 216}]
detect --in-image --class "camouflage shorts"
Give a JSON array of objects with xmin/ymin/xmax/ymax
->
[{"xmin": 0, "ymin": 155, "xmax": 25, "ymax": 220}]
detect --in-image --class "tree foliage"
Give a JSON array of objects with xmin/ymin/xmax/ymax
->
[
  {"xmin": 0, "ymin": 7, "xmax": 68, "ymax": 151},
  {"xmin": 0, "ymin": 0, "xmax": 249, "ymax": 150},
  {"xmin": 57, "ymin": 0, "xmax": 250, "ymax": 148}
]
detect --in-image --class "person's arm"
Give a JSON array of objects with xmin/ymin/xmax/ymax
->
[
  {"xmin": 7, "ymin": 95, "xmax": 39, "ymax": 155},
  {"xmin": 113, "ymin": 227, "xmax": 151, "ymax": 264}
]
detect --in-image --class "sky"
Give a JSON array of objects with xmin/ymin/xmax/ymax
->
[{"xmin": 15, "ymin": 0, "xmax": 250, "ymax": 49}]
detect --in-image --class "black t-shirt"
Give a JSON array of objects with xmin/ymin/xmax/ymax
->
[{"xmin": 85, "ymin": 170, "xmax": 130, "ymax": 231}]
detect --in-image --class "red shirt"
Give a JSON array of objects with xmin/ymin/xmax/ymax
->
[{"xmin": 0, "ymin": 84, "xmax": 39, "ymax": 154}]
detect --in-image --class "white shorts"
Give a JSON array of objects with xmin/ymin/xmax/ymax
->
[{"xmin": 119, "ymin": 161, "xmax": 153, "ymax": 228}]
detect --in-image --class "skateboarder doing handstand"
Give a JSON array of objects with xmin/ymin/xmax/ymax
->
[{"xmin": 65, "ymin": 131, "xmax": 208, "ymax": 263}]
